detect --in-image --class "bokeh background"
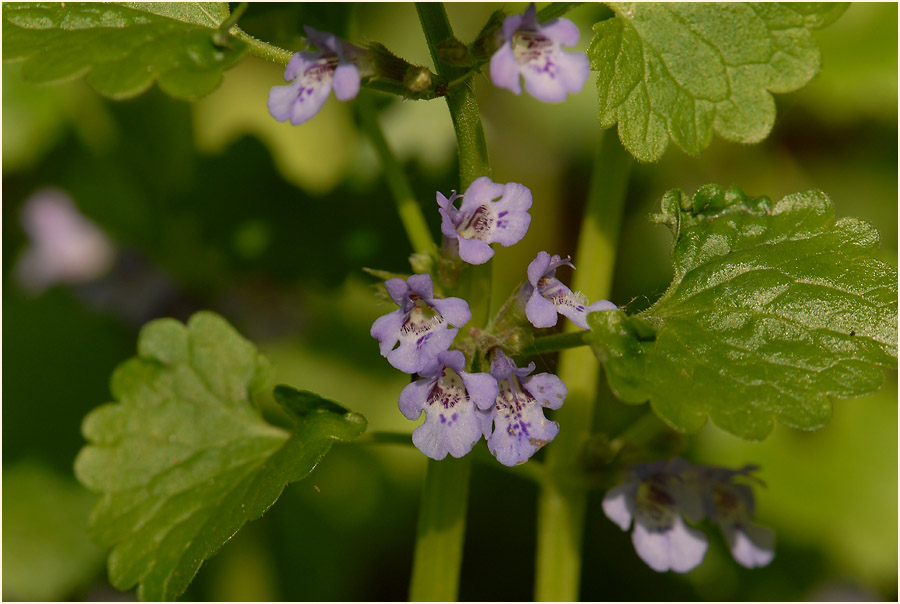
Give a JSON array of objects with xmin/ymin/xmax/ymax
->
[{"xmin": 3, "ymin": 2, "xmax": 897, "ymax": 601}]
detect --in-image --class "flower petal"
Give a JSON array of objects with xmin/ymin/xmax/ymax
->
[
  {"xmin": 288, "ymin": 80, "xmax": 333, "ymax": 125},
  {"xmin": 489, "ymin": 183, "xmax": 533, "ymax": 247},
  {"xmin": 413, "ymin": 397, "xmax": 484, "ymax": 460},
  {"xmin": 602, "ymin": 483, "xmax": 636, "ymax": 531},
  {"xmin": 398, "ymin": 378, "xmax": 434, "ymax": 421},
  {"xmin": 632, "ymin": 515, "xmax": 708, "ymax": 573},
  {"xmin": 527, "ymin": 251, "xmax": 553, "ymax": 286},
  {"xmin": 724, "ymin": 523, "xmax": 775, "ymax": 568},
  {"xmin": 526, "ymin": 289, "xmax": 559, "ymax": 328},
  {"xmin": 406, "ymin": 273, "xmax": 436, "ymax": 301},
  {"xmin": 457, "ymin": 236, "xmax": 495, "ymax": 265},
  {"xmin": 431, "ymin": 296, "xmax": 472, "ymax": 328},
  {"xmin": 267, "ymin": 83, "xmax": 302, "ymax": 122},
  {"xmin": 541, "ymin": 17, "xmax": 580, "ymax": 47},
  {"xmin": 555, "ymin": 48, "xmax": 590, "ymax": 94},
  {"xmin": 523, "ymin": 372, "xmax": 567, "ymax": 410},
  {"xmin": 521, "ymin": 51, "xmax": 572, "ymax": 103},
  {"xmin": 489, "ymin": 42, "xmax": 523, "ymax": 95},
  {"xmin": 370, "ymin": 310, "xmax": 403, "ymax": 357},
  {"xmin": 459, "ymin": 371, "xmax": 500, "ymax": 411},
  {"xmin": 332, "ymin": 63, "xmax": 360, "ymax": 101}
]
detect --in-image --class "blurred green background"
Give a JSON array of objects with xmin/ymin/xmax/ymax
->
[{"xmin": 3, "ymin": 2, "xmax": 896, "ymax": 601}]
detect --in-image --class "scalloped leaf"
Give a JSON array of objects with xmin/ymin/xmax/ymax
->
[
  {"xmin": 2, "ymin": 2, "xmax": 247, "ymax": 100},
  {"xmin": 589, "ymin": 3, "xmax": 848, "ymax": 161},
  {"xmin": 74, "ymin": 312, "xmax": 366, "ymax": 600},
  {"xmin": 587, "ymin": 185, "xmax": 897, "ymax": 440}
]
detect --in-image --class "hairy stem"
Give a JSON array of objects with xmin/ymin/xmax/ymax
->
[
  {"xmin": 233, "ymin": 28, "xmax": 293, "ymax": 65},
  {"xmin": 358, "ymin": 95, "xmax": 436, "ymax": 255},
  {"xmin": 534, "ymin": 130, "xmax": 633, "ymax": 601}
]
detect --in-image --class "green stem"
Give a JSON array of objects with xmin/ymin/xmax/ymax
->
[
  {"xmin": 214, "ymin": 2, "xmax": 248, "ymax": 47},
  {"xmin": 408, "ymin": 456, "xmax": 472, "ymax": 601},
  {"xmin": 406, "ymin": 5, "xmax": 495, "ymax": 601},
  {"xmin": 416, "ymin": 2, "xmax": 491, "ymax": 188},
  {"xmin": 358, "ymin": 95, "xmax": 435, "ymax": 255},
  {"xmin": 233, "ymin": 28, "xmax": 293, "ymax": 65},
  {"xmin": 534, "ymin": 130, "xmax": 632, "ymax": 601},
  {"xmin": 521, "ymin": 331, "xmax": 589, "ymax": 357}
]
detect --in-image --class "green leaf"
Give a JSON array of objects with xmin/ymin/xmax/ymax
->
[
  {"xmin": 587, "ymin": 185, "xmax": 897, "ymax": 440},
  {"xmin": 2, "ymin": 2, "xmax": 247, "ymax": 100},
  {"xmin": 74, "ymin": 312, "xmax": 366, "ymax": 601},
  {"xmin": 589, "ymin": 3, "xmax": 848, "ymax": 162}
]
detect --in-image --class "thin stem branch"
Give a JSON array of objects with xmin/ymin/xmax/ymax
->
[
  {"xmin": 521, "ymin": 331, "xmax": 589, "ymax": 357},
  {"xmin": 358, "ymin": 95, "xmax": 436, "ymax": 255},
  {"xmin": 233, "ymin": 27, "xmax": 293, "ymax": 65},
  {"xmin": 534, "ymin": 129, "xmax": 633, "ymax": 601}
]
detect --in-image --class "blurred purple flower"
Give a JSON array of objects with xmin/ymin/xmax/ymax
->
[
  {"xmin": 370, "ymin": 274, "xmax": 471, "ymax": 374},
  {"xmin": 399, "ymin": 350, "xmax": 499, "ymax": 460},
  {"xmin": 693, "ymin": 465, "xmax": 775, "ymax": 569},
  {"xmin": 489, "ymin": 3, "xmax": 589, "ymax": 102},
  {"xmin": 438, "ymin": 177, "xmax": 532, "ymax": 265},
  {"xmin": 484, "ymin": 349, "xmax": 566, "ymax": 466},
  {"xmin": 15, "ymin": 188, "xmax": 114, "ymax": 293},
  {"xmin": 268, "ymin": 26, "xmax": 362, "ymax": 125},
  {"xmin": 524, "ymin": 251, "xmax": 617, "ymax": 329},
  {"xmin": 602, "ymin": 458, "xmax": 709, "ymax": 573}
]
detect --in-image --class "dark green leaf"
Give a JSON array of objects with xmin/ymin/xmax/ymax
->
[
  {"xmin": 74, "ymin": 312, "xmax": 366, "ymax": 600},
  {"xmin": 587, "ymin": 185, "xmax": 897, "ymax": 440},
  {"xmin": 2, "ymin": 2, "xmax": 247, "ymax": 100},
  {"xmin": 589, "ymin": 3, "xmax": 848, "ymax": 161}
]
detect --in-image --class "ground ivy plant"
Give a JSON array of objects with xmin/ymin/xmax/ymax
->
[{"xmin": 5, "ymin": 2, "xmax": 896, "ymax": 601}]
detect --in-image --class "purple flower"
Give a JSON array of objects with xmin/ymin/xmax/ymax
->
[
  {"xmin": 370, "ymin": 274, "xmax": 471, "ymax": 374},
  {"xmin": 399, "ymin": 350, "xmax": 499, "ymax": 460},
  {"xmin": 15, "ymin": 188, "xmax": 114, "ymax": 293},
  {"xmin": 489, "ymin": 3, "xmax": 589, "ymax": 103},
  {"xmin": 602, "ymin": 459, "xmax": 709, "ymax": 574},
  {"xmin": 524, "ymin": 251, "xmax": 617, "ymax": 329},
  {"xmin": 438, "ymin": 177, "xmax": 532, "ymax": 265},
  {"xmin": 694, "ymin": 465, "xmax": 775, "ymax": 569},
  {"xmin": 484, "ymin": 349, "xmax": 566, "ymax": 466},
  {"xmin": 268, "ymin": 26, "xmax": 362, "ymax": 125}
]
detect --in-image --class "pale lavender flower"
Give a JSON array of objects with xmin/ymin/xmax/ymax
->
[
  {"xmin": 370, "ymin": 274, "xmax": 471, "ymax": 374},
  {"xmin": 399, "ymin": 350, "xmax": 499, "ymax": 460},
  {"xmin": 524, "ymin": 251, "xmax": 617, "ymax": 329},
  {"xmin": 489, "ymin": 3, "xmax": 589, "ymax": 103},
  {"xmin": 484, "ymin": 349, "xmax": 566, "ymax": 466},
  {"xmin": 602, "ymin": 459, "xmax": 709, "ymax": 573},
  {"xmin": 694, "ymin": 465, "xmax": 775, "ymax": 569},
  {"xmin": 268, "ymin": 26, "xmax": 362, "ymax": 125},
  {"xmin": 437, "ymin": 177, "xmax": 532, "ymax": 265},
  {"xmin": 15, "ymin": 188, "xmax": 114, "ymax": 293}
]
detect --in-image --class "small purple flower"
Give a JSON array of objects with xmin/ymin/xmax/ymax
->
[
  {"xmin": 484, "ymin": 349, "xmax": 566, "ymax": 466},
  {"xmin": 602, "ymin": 459, "xmax": 709, "ymax": 574},
  {"xmin": 694, "ymin": 465, "xmax": 775, "ymax": 569},
  {"xmin": 524, "ymin": 251, "xmax": 617, "ymax": 329},
  {"xmin": 438, "ymin": 177, "xmax": 532, "ymax": 265},
  {"xmin": 399, "ymin": 350, "xmax": 499, "ymax": 460},
  {"xmin": 489, "ymin": 3, "xmax": 590, "ymax": 103},
  {"xmin": 370, "ymin": 274, "xmax": 471, "ymax": 374},
  {"xmin": 268, "ymin": 26, "xmax": 362, "ymax": 125}
]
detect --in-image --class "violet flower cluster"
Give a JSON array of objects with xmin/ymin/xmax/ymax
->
[
  {"xmin": 602, "ymin": 458, "xmax": 775, "ymax": 573},
  {"xmin": 371, "ymin": 177, "xmax": 617, "ymax": 466},
  {"xmin": 268, "ymin": 6, "xmax": 591, "ymax": 127}
]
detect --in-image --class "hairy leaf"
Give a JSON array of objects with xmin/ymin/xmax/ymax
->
[
  {"xmin": 589, "ymin": 3, "xmax": 848, "ymax": 161},
  {"xmin": 2, "ymin": 2, "xmax": 247, "ymax": 100},
  {"xmin": 74, "ymin": 312, "xmax": 366, "ymax": 600},
  {"xmin": 588, "ymin": 185, "xmax": 897, "ymax": 440}
]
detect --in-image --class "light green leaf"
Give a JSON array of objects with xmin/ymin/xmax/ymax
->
[
  {"xmin": 587, "ymin": 185, "xmax": 897, "ymax": 440},
  {"xmin": 74, "ymin": 312, "xmax": 367, "ymax": 601},
  {"xmin": 589, "ymin": 3, "xmax": 848, "ymax": 161},
  {"xmin": 2, "ymin": 2, "xmax": 246, "ymax": 100}
]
